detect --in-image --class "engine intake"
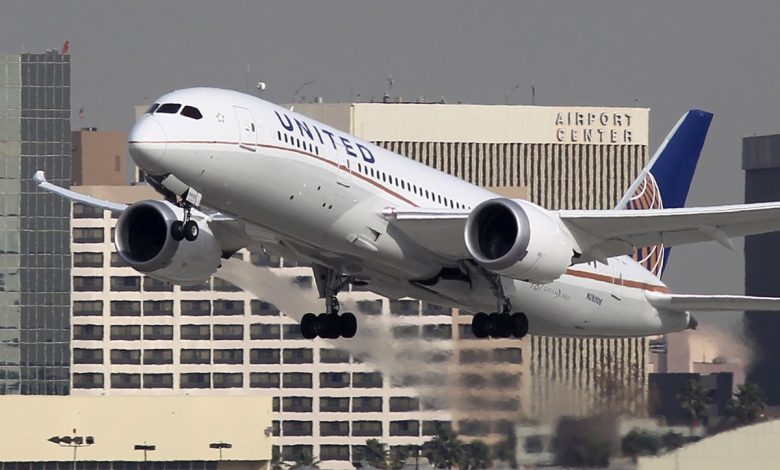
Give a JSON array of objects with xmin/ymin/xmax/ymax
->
[
  {"xmin": 464, "ymin": 198, "xmax": 573, "ymax": 283},
  {"xmin": 115, "ymin": 200, "xmax": 222, "ymax": 284}
]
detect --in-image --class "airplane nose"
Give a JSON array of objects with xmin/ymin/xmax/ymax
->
[{"xmin": 128, "ymin": 117, "xmax": 167, "ymax": 174}]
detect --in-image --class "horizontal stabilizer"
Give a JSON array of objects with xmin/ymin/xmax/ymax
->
[{"xmin": 646, "ymin": 291, "xmax": 780, "ymax": 311}]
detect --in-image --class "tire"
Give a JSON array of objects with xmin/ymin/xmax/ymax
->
[
  {"xmin": 339, "ymin": 312, "xmax": 357, "ymax": 338},
  {"xmin": 170, "ymin": 221, "xmax": 184, "ymax": 241},
  {"xmin": 183, "ymin": 220, "xmax": 199, "ymax": 241},
  {"xmin": 317, "ymin": 313, "xmax": 340, "ymax": 339},
  {"xmin": 487, "ymin": 312, "xmax": 500, "ymax": 337},
  {"xmin": 300, "ymin": 313, "xmax": 318, "ymax": 339},
  {"xmin": 511, "ymin": 312, "xmax": 529, "ymax": 339},
  {"xmin": 471, "ymin": 312, "xmax": 490, "ymax": 339}
]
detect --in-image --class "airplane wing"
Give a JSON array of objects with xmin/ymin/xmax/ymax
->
[
  {"xmin": 34, "ymin": 171, "xmax": 254, "ymax": 254},
  {"xmin": 384, "ymin": 207, "xmax": 469, "ymax": 259},
  {"xmin": 645, "ymin": 291, "xmax": 780, "ymax": 311},
  {"xmin": 560, "ymin": 202, "xmax": 780, "ymax": 262}
]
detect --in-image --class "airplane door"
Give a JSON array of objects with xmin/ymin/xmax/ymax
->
[
  {"xmin": 610, "ymin": 258, "xmax": 624, "ymax": 301},
  {"xmin": 337, "ymin": 149, "xmax": 351, "ymax": 187},
  {"xmin": 233, "ymin": 106, "xmax": 257, "ymax": 151}
]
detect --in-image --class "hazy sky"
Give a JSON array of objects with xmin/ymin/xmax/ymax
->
[{"xmin": 4, "ymin": 0, "xmax": 780, "ymax": 330}]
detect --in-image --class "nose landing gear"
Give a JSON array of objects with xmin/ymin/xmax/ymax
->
[{"xmin": 170, "ymin": 200, "xmax": 199, "ymax": 242}]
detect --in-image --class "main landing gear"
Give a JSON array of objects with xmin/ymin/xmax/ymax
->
[
  {"xmin": 300, "ymin": 267, "xmax": 357, "ymax": 339},
  {"xmin": 170, "ymin": 202, "xmax": 199, "ymax": 242},
  {"xmin": 471, "ymin": 273, "xmax": 529, "ymax": 339}
]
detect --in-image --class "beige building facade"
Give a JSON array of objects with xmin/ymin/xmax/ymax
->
[{"xmin": 72, "ymin": 129, "xmax": 128, "ymax": 185}]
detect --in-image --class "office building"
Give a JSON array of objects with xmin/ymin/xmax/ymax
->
[
  {"xmin": 0, "ymin": 52, "xmax": 71, "ymax": 395},
  {"xmin": 71, "ymin": 128, "xmax": 128, "ymax": 185},
  {"xmin": 743, "ymin": 133, "xmax": 780, "ymax": 405}
]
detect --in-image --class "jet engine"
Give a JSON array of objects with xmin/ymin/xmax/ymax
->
[
  {"xmin": 114, "ymin": 200, "xmax": 222, "ymax": 285},
  {"xmin": 464, "ymin": 198, "xmax": 574, "ymax": 283}
]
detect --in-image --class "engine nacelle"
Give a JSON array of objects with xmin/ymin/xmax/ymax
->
[
  {"xmin": 114, "ymin": 200, "xmax": 222, "ymax": 285},
  {"xmin": 464, "ymin": 198, "xmax": 574, "ymax": 283}
]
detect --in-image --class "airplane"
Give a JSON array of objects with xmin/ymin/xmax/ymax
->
[{"xmin": 34, "ymin": 87, "xmax": 780, "ymax": 341}]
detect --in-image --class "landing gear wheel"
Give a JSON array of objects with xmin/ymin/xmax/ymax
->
[
  {"xmin": 472, "ymin": 312, "xmax": 490, "ymax": 339},
  {"xmin": 339, "ymin": 312, "xmax": 357, "ymax": 338},
  {"xmin": 510, "ymin": 312, "xmax": 529, "ymax": 339},
  {"xmin": 183, "ymin": 220, "xmax": 199, "ymax": 241},
  {"xmin": 300, "ymin": 313, "xmax": 318, "ymax": 339},
  {"xmin": 171, "ymin": 221, "xmax": 185, "ymax": 241},
  {"xmin": 316, "ymin": 313, "xmax": 340, "ymax": 339}
]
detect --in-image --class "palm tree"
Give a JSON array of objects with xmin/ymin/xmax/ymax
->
[
  {"xmin": 271, "ymin": 446, "xmax": 284, "ymax": 470},
  {"xmin": 363, "ymin": 438, "xmax": 389, "ymax": 469},
  {"xmin": 726, "ymin": 382, "xmax": 766, "ymax": 425},
  {"xmin": 286, "ymin": 450, "xmax": 320, "ymax": 469},
  {"xmin": 676, "ymin": 379, "xmax": 710, "ymax": 431},
  {"xmin": 458, "ymin": 440, "xmax": 493, "ymax": 470},
  {"xmin": 423, "ymin": 427, "xmax": 464, "ymax": 469},
  {"xmin": 389, "ymin": 446, "xmax": 410, "ymax": 470}
]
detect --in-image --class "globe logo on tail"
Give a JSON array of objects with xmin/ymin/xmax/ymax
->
[{"xmin": 627, "ymin": 173, "xmax": 665, "ymax": 277}]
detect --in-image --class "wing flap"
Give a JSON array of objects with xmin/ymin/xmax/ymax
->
[
  {"xmin": 646, "ymin": 291, "xmax": 780, "ymax": 311},
  {"xmin": 385, "ymin": 208, "xmax": 469, "ymax": 259}
]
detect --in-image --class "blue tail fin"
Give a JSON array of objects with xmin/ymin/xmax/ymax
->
[{"xmin": 616, "ymin": 109, "xmax": 713, "ymax": 278}]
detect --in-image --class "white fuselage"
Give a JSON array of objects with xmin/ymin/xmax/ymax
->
[{"xmin": 129, "ymin": 88, "xmax": 689, "ymax": 338}]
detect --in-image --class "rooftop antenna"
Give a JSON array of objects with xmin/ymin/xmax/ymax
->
[
  {"xmin": 384, "ymin": 75, "xmax": 394, "ymax": 103},
  {"xmin": 293, "ymin": 80, "xmax": 315, "ymax": 103},
  {"xmin": 245, "ymin": 64, "xmax": 252, "ymax": 94},
  {"xmin": 531, "ymin": 86, "xmax": 536, "ymax": 105}
]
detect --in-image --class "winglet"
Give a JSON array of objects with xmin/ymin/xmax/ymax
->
[{"xmin": 33, "ymin": 170, "xmax": 46, "ymax": 185}]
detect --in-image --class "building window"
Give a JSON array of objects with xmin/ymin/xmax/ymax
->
[
  {"xmin": 283, "ymin": 324, "xmax": 303, "ymax": 340},
  {"xmin": 353, "ymin": 372, "xmax": 383, "ymax": 388},
  {"xmin": 390, "ymin": 420, "xmax": 420, "ymax": 436},
  {"xmin": 213, "ymin": 373, "xmax": 243, "ymax": 388},
  {"xmin": 143, "ymin": 349, "xmax": 173, "ymax": 365},
  {"xmin": 389, "ymin": 299, "xmax": 419, "ymax": 315},
  {"xmin": 493, "ymin": 347, "xmax": 523, "ymax": 364},
  {"xmin": 283, "ymin": 421, "xmax": 313, "ymax": 437},
  {"xmin": 283, "ymin": 396, "xmax": 313, "ymax": 413},
  {"xmin": 73, "ymin": 348, "xmax": 103, "ymax": 365},
  {"xmin": 213, "ymin": 278, "xmax": 241, "ymax": 292},
  {"xmin": 392, "ymin": 325, "xmax": 419, "ymax": 340},
  {"xmin": 250, "ymin": 348, "xmax": 280, "ymax": 364},
  {"xmin": 181, "ymin": 349, "xmax": 210, "ymax": 364},
  {"xmin": 73, "ymin": 252, "xmax": 103, "ymax": 267},
  {"xmin": 390, "ymin": 397, "xmax": 419, "ymax": 412},
  {"xmin": 110, "ymin": 300, "xmax": 141, "ymax": 316},
  {"xmin": 458, "ymin": 420, "xmax": 491, "ymax": 436},
  {"xmin": 352, "ymin": 396, "xmax": 382, "ymax": 413},
  {"xmin": 181, "ymin": 324, "xmax": 210, "ymax": 340},
  {"xmin": 73, "ymin": 300, "xmax": 103, "ymax": 316},
  {"xmin": 73, "ymin": 324, "xmax": 104, "ymax": 340},
  {"xmin": 213, "ymin": 349, "xmax": 243, "ymax": 364},
  {"xmin": 250, "ymin": 323, "xmax": 280, "ymax": 340},
  {"xmin": 458, "ymin": 324, "xmax": 477, "ymax": 340},
  {"xmin": 74, "ymin": 276, "xmax": 103, "ymax": 292},
  {"xmin": 111, "ymin": 373, "xmax": 141, "ymax": 389},
  {"xmin": 422, "ymin": 421, "xmax": 452, "ymax": 436},
  {"xmin": 213, "ymin": 324, "xmax": 244, "ymax": 340},
  {"xmin": 283, "ymin": 348, "xmax": 313, "ymax": 364},
  {"xmin": 459, "ymin": 349, "xmax": 490, "ymax": 364},
  {"xmin": 181, "ymin": 280, "xmax": 211, "ymax": 291},
  {"xmin": 213, "ymin": 299, "xmax": 244, "ymax": 316},
  {"xmin": 320, "ymin": 372, "xmax": 349, "ymax": 388},
  {"xmin": 320, "ymin": 348, "xmax": 350, "ymax": 363},
  {"xmin": 422, "ymin": 324, "xmax": 452, "ymax": 340},
  {"xmin": 143, "ymin": 373, "xmax": 173, "ymax": 389},
  {"xmin": 320, "ymin": 445, "xmax": 350, "ymax": 461},
  {"xmin": 493, "ymin": 372, "xmax": 520, "ymax": 389},
  {"xmin": 357, "ymin": 299, "xmax": 383, "ymax": 315},
  {"xmin": 422, "ymin": 303, "xmax": 452, "ymax": 316},
  {"xmin": 143, "ymin": 277, "xmax": 173, "ymax": 292},
  {"xmin": 110, "ymin": 349, "xmax": 141, "ymax": 365},
  {"xmin": 181, "ymin": 373, "xmax": 211, "ymax": 389},
  {"xmin": 73, "ymin": 203, "xmax": 103, "ymax": 219},
  {"xmin": 250, "ymin": 372, "xmax": 280, "ymax": 388},
  {"xmin": 181, "ymin": 300, "xmax": 211, "ymax": 316},
  {"xmin": 352, "ymin": 421, "xmax": 382, "ymax": 437},
  {"xmin": 73, "ymin": 373, "xmax": 103, "ymax": 389},
  {"xmin": 73, "ymin": 227, "xmax": 104, "ymax": 243},
  {"xmin": 110, "ymin": 276, "xmax": 141, "ymax": 292},
  {"xmin": 110, "ymin": 325, "xmax": 141, "ymax": 341},
  {"xmin": 320, "ymin": 397, "xmax": 349, "ymax": 412},
  {"xmin": 143, "ymin": 300, "xmax": 173, "ymax": 316},
  {"xmin": 283, "ymin": 373, "xmax": 312, "ymax": 389},
  {"xmin": 110, "ymin": 252, "xmax": 128, "ymax": 267},
  {"xmin": 142, "ymin": 324, "xmax": 173, "ymax": 341},
  {"xmin": 282, "ymin": 445, "xmax": 313, "ymax": 462},
  {"xmin": 320, "ymin": 422, "xmax": 349, "ymax": 437},
  {"xmin": 251, "ymin": 300, "xmax": 280, "ymax": 316}
]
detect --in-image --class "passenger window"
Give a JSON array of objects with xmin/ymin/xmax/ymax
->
[
  {"xmin": 157, "ymin": 103, "xmax": 182, "ymax": 114},
  {"xmin": 181, "ymin": 106, "xmax": 203, "ymax": 120},
  {"xmin": 146, "ymin": 103, "xmax": 160, "ymax": 114}
]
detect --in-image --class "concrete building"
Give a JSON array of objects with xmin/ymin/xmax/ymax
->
[
  {"xmin": 71, "ymin": 128, "xmax": 128, "ymax": 185},
  {"xmin": 293, "ymin": 102, "xmax": 651, "ymax": 421},
  {"xmin": 0, "ymin": 52, "xmax": 71, "ymax": 395},
  {"xmin": 0, "ymin": 395, "xmax": 272, "ymax": 469},
  {"xmin": 743, "ymin": 133, "xmax": 780, "ymax": 405}
]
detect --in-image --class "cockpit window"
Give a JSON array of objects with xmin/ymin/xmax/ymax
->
[
  {"xmin": 146, "ymin": 103, "xmax": 160, "ymax": 114},
  {"xmin": 157, "ymin": 103, "xmax": 182, "ymax": 114},
  {"xmin": 181, "ymin": 106, "xmax": 203, "ymax": 120}
]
